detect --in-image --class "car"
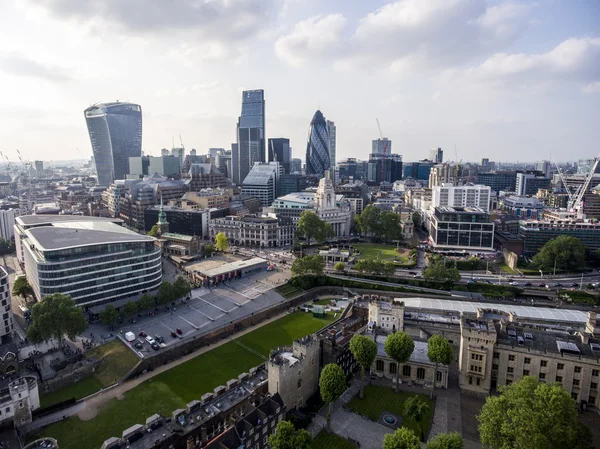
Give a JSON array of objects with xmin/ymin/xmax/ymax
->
[
  {"xmin": 171, "ymin": 331, "xmax": 178, "ymax": 338},
  {"xmin": 134, "ymin": 342, "xmax": 143, "ymax": 349},
  {"xmin": 537, "ymin": 283, "xmax": 546, "ymax": 287},
  {"xmin": 139, "ymin": 331, "xmax": 147, "ymax": 338},
  {"xmin": 509, "ymin": 281, "xmax": 519, "ymax": 286},
  {"xmin": 467, "ymin": 280, "xmax": 476, "ymax": 284},
  {"xmin": 408, "ymin": 271, "xmax": 417, "ymax": 275},
  {"xmin": 151, "ymin": 342, "xmax": 160, "ymax": 351},
  {"xmin": 571, "ymin": 283, "xmax": 579, "ymax": 288},
  {"xmin": 155, "ymin": 335, "xmax": 164, "ymax": 344},
  {"xmin": 413, "ymin": 274, "xmax": 422, "ymax": 278},
  {"xmin": 552, "ymin": 283, "xmax": 562, "ymax": 287},
  {"xmin": 176, "ymin": 328, "xmax": 183, "ymax": 335},
  {"xmin": 524, "ymin": 282, "xmax": 532, "ymax": 287},
  {"xmin": 145, "ymin": 336, "xmax": 156, "ymax": 345}
]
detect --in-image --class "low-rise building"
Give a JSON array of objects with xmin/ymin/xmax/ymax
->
[
  {"xmin": 500, "ymin": 195, "xmax": 545, "ymax": 219},
  {"xmin": 429, "ymin": 206, "xmax": 494, "ymax": 251},
  {"xmin": 209, "ymin": 215, "xmax": 294, "ymax": 248},
  {"xmin": 0, "ymin": 376, "xmax": 40, "ymax": 428}
]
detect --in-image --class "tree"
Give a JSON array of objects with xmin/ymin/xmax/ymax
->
[
  {"xmin": 12, "ymin": 276, "xmax": 34, "ymax": 298},
  {"xmin": 99, "ymin": 304, "xmax": 118, "ymax": 326},
  {"xmin": 384, "ymin": 331, "xmax": 415, "ymax": 392},
  {"xmin": 404, "ymin": 395, "xmax": 429, "ymax": 442},
  {"xmin": 267, "ymin": 421, "xmax": 311, "ymax": 449},
  {"xmin": 215, "ymin": 232, "xmax": 230, "ymax": 252},
  {"xmin": 412, "ymin": 211, "xmax": 422, "ymax": 229},
  {"xmin": 319, "ymin": 363, "xmax": 346, "ymax": 429},
  {"xmin": 477, "ymin": 376, "xmax": 593, "ymax": 449},
  {"xmin": 427, "ymin": 335, "xmax": 454, "ymax": 399},
  {"xmin": 533, "ymin": 235, "xmax": 586, "ymax": 272},
  {"xmin": 383, "ymin": 427, "xmax": 420, "ymax": 449},
  {"xmin": 426, "ymin": 432, "xmax": 464, "ymax": 449},
  {"xmin": 291, "ymin": 255, "xmax": 325, "ymax": 277},
  {"xmin": 0, "ymin": 238, "xmax": 15, "ymax": 255},
  {"xmin": 138, "ymin": 293, "xmax": 155, "ymax": 310},
  {"xmin": 349, "ymin": 335, "xmax": 378, "ymax": 399},
  {"xmin": 422, "ymin": 258, "xmax": 460, "ymax": 283},
  {"xmin": 355, "ymin": 205, "xmax": 382, "ymax": 237},
  {"xmin": 173, "ymin": 276, "xmax": 192, "ymax": 299},
  {"xmin": 204, "ymin": 244, "xmax": 215, "ymax": 257},
  {"xmin": 354, "ymin": 258, "xmax": 397, "ymax": 277},
  {"xmin": 27, "ymin": 293, "xmax": 88, "ymax": 345},
  {"xmin": 297, "ymin": 211, "xmax": 333, "ymax": 245},
  {"xmin": 147, "ymin": 225, "xmax": 159, "ymax": 237},
  {"xmin": 334, "ymin": 261, "xmax": 345, "ymax": 272},
  {"xmin": 380, "ymin": 211, "xmax": 403, "ymax": 243},
  {"xmin": 156, "ymin": 282, "xmax": 174, "ymax": 305},
  {"xmin": 122, "ymin": 301, "xmax": 138, "ymax": 317}
]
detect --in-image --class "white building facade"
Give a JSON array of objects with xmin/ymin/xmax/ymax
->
[
  {"xmin": 0, "ymin": 209, "xmax": 18, "ymax": 241},
  {"xmin": 432, "ymin": 184, "xmax": 491, "ymax": 212},
  {"xmin": 0, "ymin": 266, "xmax": 13, "ymax": 338},
  {"xmin": 314, "ymin": 176, "xmax": 353, "ymax": 238}
]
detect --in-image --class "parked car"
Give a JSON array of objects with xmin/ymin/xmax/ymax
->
[
  {"xmin": 571, "ymin": 283, "xmax": 579, "ymax": 288},
  {"xmin": 155, "ymin": 335, "xmax": 164, "ymax": 344},
  {"xmin": 537, "ymin": 283, "xmax": 546, "ymax": 287},
  {"xmin": 467, "ymin": 280, "xmax": 476, "ymax": 284},
  {"xmin": 552, "ymin": 283, "xmax": 563, "ymax": 287},
  {"xmin": 151, "ymin": 342, "xmax": 160, "ymax": 351},
  {"xmin": 170, "ymin": 331, "xmax": 178, "ymax": 338},
  {"xmin": 139, "ymin": 331, "xmax": 147, "ymax": 338},
  {"xmin": 145, "ymin": 336, "xmax": 156, "ymax": 345},
  {"xmin": 134, "ymin": 342, "xmax": 143, "ymax": 349},
  {"xmin": 524, "ymin": 282, "xmax": 532, "ymax": 286},
  {"xmin": 509, "ymin": 281, "xmax": 519, "ymax": 286},
  {"xmin": 176, "ymin": 328, "xmax": 183, "ymax": 335}
]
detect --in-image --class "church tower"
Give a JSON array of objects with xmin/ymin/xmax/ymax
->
[
  {"xmin": 156, "ymin": 197, "xmax": 169, "ymax": 235},
  {"xmin": 315, "ymin": 172, "xmax": 336, "ymax": 212}
]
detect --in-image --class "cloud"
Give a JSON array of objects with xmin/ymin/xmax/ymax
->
[
  {"xmin": 583, "ymin": 81, "xmax": 600, "ymax": 94},
  {"xmin": 0, "ymin": 53, "xmax": 71, "ymax": 82},
  {"xmin": 275, "ymin": 14, "xmax": 347, "ymax": 67}
]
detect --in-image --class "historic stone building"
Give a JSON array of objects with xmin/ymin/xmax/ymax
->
[{"xmin": 314, "ymin": 175, "xmax": 353, "ymax": 238}]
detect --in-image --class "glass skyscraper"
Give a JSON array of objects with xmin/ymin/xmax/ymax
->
[
  {"xmin": 84, "ymin": 102, "xmax": 142, "ymax": 187},
  {"xmin": 268, "ymin": 138, "xmax": 291, "ymax": 174},
  {"xmin": 305, "ymin": 110, "xmax": 331, "ymax": 177},
  {"xmin": 236, "ymin": 90, "xmax": 265, "ymax": 185}
]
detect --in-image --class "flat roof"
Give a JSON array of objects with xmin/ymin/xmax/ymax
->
[
  {"xmin": 162, "ymin": 232, "xmax": 195, "ymax": 242},
  {"xmin": 16, "ymin": 214, "xmax": 123, "ymax": 227},
  {"xmin": 199, "ymin": 257, "xmax": 267, "ymax": 277},
  {"xmin": 376, "ymin": 337, "xmax": 435, "ymax": 366},
  {"xmin": 401, "ymin": 297, "xmax": 588, "ymax": 324}
]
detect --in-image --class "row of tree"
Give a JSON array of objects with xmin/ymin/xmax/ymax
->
[
  {"xmin": 354, "ymin": 205, "xmax": 404, "ymax": 243},
  {"xmin": 422, "ymin": 257, "xmax": 461, "ymax": 283},
  {"xmin": 354, "ymin": 258, "xmax": 397, "ymax": 276},
  {"xmin": 0, "ymin": 238, "xmax": 15, "ymax": 256},
  {"xmin": 296, "ymin": 211, "xmax": 334, "ymax": 245},
  {"xmin": 290, "ymin": 255, "xmax": 325, "ymax": 276}
]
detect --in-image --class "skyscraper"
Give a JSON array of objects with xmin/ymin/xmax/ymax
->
[
  {"xmin": 327, "ymin": 120, "xmax": 336, "ymax": 179},
  {"xmin": 84, "ymin": 102, "xmax": 142, "ymax": 187},
  {"xmin": 268, "ymin": 138, "xmax": 292, "ymax": 174},
  {"xmin": 372, "ymin": 138, "xmax": 392, "ymax": 155},
  {"xmin": 305, "ymin": 110, "xmax": 331, "ymax": 177},
  {"xmin": 236, "ymin": 90, "xmax": 265, "ymax": 185},
  {"xmin": 429, "ymin": 147, "xmax": 443, "ymax": 163}
]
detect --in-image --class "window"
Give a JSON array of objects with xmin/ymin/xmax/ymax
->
[
  {"xmin": 436, "ymin": 371, "xmax": 442, "ymax": 382},
  {"xmin": 508, "ymin": 355, "xmax": 515, "ymax": 362},
  {"xmin": 573, "ymin": 379, "xmax": 580, "ymax": 387},
  {"xmin": 476, "ymin": 378, "xmax": 481, "ymax": 386},
  {"xmin": 574, "ymin": 366, "xmax": 582, "ymax": 374},
  {"xmin": 469, "ymin": 376, "xmax": 473, "ymax": 385},
  {"xmin": 540, "ymin": 360, "xmax": 547, "ymax": 368},
  {"xmin": 507, "ymin": 367, "xmax": 514, "ymax": 374},
  {"xmin": 492, "ymin": 364, "xmax": 498, "ymax": 370},
  {"xmin": 571, "ymin": 392, "xmax": 578, "ymax": 400},
  {"xmin": 539, "ymin": 373, "xmax": 546, "ymax": 380},
  {"xmin": 417, "ymin": 368, "xmax": 425, "ymax": 380},
  {"xmin": 524, "ymin": 357, "xmax": 531, "ymax": 364},
  {"xmin": 389, "ymin": 363, "xmax": 397, "ymax": 375},
  {"xmin": 523, "ymin": 370, "xmax": 529, "ymax": 376},
  {"xmin": 557, "ymin": 363, "xmax": 564, "ymax": 370},
  {"xmin": 591, "ymin": 382, "xmax": 598, "ymax": 390},
  {"xmin": 297, "ymin": 379, "xmax": 302, "ymax": 389},
  {"xmin": 556, "ymin": 376, "xmax": 563, "ymax": 382},
  {"xmin": 376, "ymin": 360, "xmax": 384, "ymax": 371},
  {"xmin": 506, "ymin": 380, "xmax": 512, "ymax": 385},
  {"xmin": 593, "ymin": 369, "xmax": 599, "ymax": 377},
  {"xmin": 403, "ymin": 365, "xmax": 411, "ymax": 377},
  {"xmin": 493, "ymin": 352, "xmax": 499, "ymax": 359},
  {"xmin": 589, "ymin": 396, "xmax": 596, "ymax": 405}
]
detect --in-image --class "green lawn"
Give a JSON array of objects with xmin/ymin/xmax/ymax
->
[
  {"xmin": 347, "ymin": 385, "xmax": 434, "ymax": 437},
  {"xmin": 276, "ymin": 283, "xmax": 303, "ymax": 298},
  {"xmin": 312, "ymin": 430, "xmax": 357, "ymax": 449},
  {"xmin": 30, "ymin": 311, "xmax": 337, "ymax": 449},
  {"xmin": 353, "ymin": 243, "xmax": 400, "ymax": 261},
  {"xmin": 39, "ymin": 340, "xmax": 139, "ymax": 409}
]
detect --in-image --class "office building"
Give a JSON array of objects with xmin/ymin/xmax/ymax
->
[
  {"xmin": 0, "ymin": 208, "xmax": 18, "ymax": 241},
  {"xmin": 432, "ymin": 183, "xmax": 491, "ymax": 212},
  {"xmin": 268, "ymin": 138, "xmax": 292, "ymax": 174},
  {"xmin": 429, "ymin": 163, "xmax": 456, "ymax": 188},
  {"xmin": 231, "ymin": 143, "xmax": 239, "ymax": 182},
  {"xmin": 181, "ymin": 188, "xmax": 232, "ymax": 209},
  {"xmin": 367, "ymin": 154, "xmax": 403, "ymax": 184},
  {"xmin": 305, "ymin": 110, "xmax": 331, "ymax": 177},
  {"xmin": 429, "ymin": 206, "xmax": 495, "ymax": 251},
  {"xmin": 236, "ymin": 90, "xmax": 265, "ymax": 186},
  {"xmin": 327, "ymin": 120, "xmax": 336, "ymax": 179},
  {"xmin": 290, "ymin": 158, "xmax": 302, "ymax": 174},
  {"xmin": 184, "ymin": 163, "xmax": 227, "ymax": 190},
  {"xmin": 403, "ymin": 161, "xmax": 434, "ymax": 181},
  {"xmin": 430, "ymin": 147, "xmax": 443, "ymax": 163},
  {"xmin": 519, "ymin": 218, "xmax": 600, "ymax": 255},
  {"xmin": 271, "ymin": 192, "xmax": 315, "ymax": 223},
  {"xmin": 209, "ymin": 215, "xmax": 295, "ymax": 248},
  {"xmin": 145, "ymin": 205, "xmax": 210, "ymax": 239},
  {"xmin": 500, "ymin": 196, "xmax": 545, "ymax": 219},
  {"xmin": 241, "ymin": 162, "xmax": 281, "ymax": 207},
  {"xmin": 338, "ymin": 158, "xmax": 358, "ymax": 181},
  {"xmin": 0, "ymin": 266, "xmax": 13, "ymax": 339},
  {"xmin": 477, "ymin": 172, "xmax": 516, "ymax": 192},
  {"xmin": 535, "ymin": 160, "xmax": 551, "ymax": 178},
  {"xmin": 515, "ymin": 171, "xmax": 551, "ymax": 196},
  {"xmin": 128, "ymin": 155, "xmax": 180, "ymax": 178},
  {"xmin": 215, "ymin": 150, "xmax": 232, "ymax": 179},
  {"xmin": 84, "ymin": 102, "xmax": 142, "ymax": 187},
  {"xmin": 16, "ymin": 215, "xmax": 161, "ymax": 307},
  {"xmin": 372, "ymin": 138, "xmax": 391, "ymax": 156},
  {"xmin": 279, "ymin": 174, "xmax": 308, "ymax": 196}
]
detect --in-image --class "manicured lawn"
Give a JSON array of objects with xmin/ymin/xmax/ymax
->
[
  {"xmin": 276, "ymin": 283, "xmax": 303, "ymax": 298},
  {"xmin": 312, "ymin": 430, "xmax": 357, "ymax": 449},
  {"xmin": 39, "ymin": 340, "xmax": 139, "ymax": 409},
  {"xmin": 30, "ymin": 311, "xmax": 337, "ymax": 449},
  {"xmin": 353, "ymin": 243, "xmax": 399, "ymax": 261},
  {"xmin": 347, "ymin": 385, "xmax": 434, "ymax": 437}
]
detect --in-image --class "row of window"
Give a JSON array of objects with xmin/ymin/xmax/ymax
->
[{"xmin": 499, "ymin": 352, "xmax": 598, "ymax": 376}]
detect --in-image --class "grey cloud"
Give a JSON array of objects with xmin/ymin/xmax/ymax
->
[{"xmin": 0, "ymin": 53, "xmax": 71, "ymax": 83}]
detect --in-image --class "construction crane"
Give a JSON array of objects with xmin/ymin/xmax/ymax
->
[
  {"xmin": 568, "ymin": 156, "xmax": 600, "ymax": 214},
  {"xmin": 454, "ymin": 145, "xmax": 461, "ymax": 182},
  {"xmin": 179, "ymin": 134, "xmax": 185, "ymax": 150},
  {"xmin": 550, "ymin": 154, "xmax": 575, "ymax": 207},
  {"xmin": 376, "ymin": 119, "xmax": 390, "ymax": 183}
]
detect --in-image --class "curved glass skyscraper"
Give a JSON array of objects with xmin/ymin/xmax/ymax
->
[
  {"xmin": 305, "ymin": 110, "xmax": 331, "ymax": 176},
  {"xmin": 84, "ymin": 102, "xmax": 142, "ymax": 187}
]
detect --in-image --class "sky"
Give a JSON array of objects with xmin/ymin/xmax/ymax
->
[{"xmin": 0, "ymin": 0, "xmax": 598, "ymax": 164}]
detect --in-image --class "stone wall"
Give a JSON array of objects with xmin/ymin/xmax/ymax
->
[{"xmin": 40, "ymin": 358, "xmax": 100, "ymax": 394}]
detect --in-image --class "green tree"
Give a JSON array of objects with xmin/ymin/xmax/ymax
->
[
  {"xmin": 404, "ymin": 395, "xmax": 429, "ymax": 442},
  {"xmin": 297, "ymin": 210, "xmax": 333, "ymax": 245},
  {"xmin": 533, "ymin": 235, "xmax": 586, "ymax": 272},
  {"xmin": 380, "ymin": 211, "xmax": 403, "ymax": 243},
  {"xmin": 267, "ymin": 421, "xmax": 311, "ymax": 449},
  {"xmin": 156, "ymin": 282, "xmax": 174, "ymax": 305},
  {"xmin": 12, "ymin": 276, "xmax": 34, "ymax": 298},
  {"xmin": 27, "ymin": 293, "xmax": 88, "ymax": 346},
  {"xmin": 354, "ymin": 259, "xmax": 396, "ymax": 276},
  {"xmin": 319, "ymin": 363, "xmax": 346, "ymax": 429},
  {"xmin": 215, "ymin": 232, "xmax": 230, "ymax": 252},
  {"xmin": 356, "ymin": 204, "xmax": 382, "ymax": 237},
  {"xmin": 412, "ymin": 211, "xmax": 422, "ymax": 229},
  {"xmin": 423, "ymin": 258, "xmax": 460, "ymax": 283},
  {"xmin": 349, "ymin": 335, "xmax": 378, "ymax": 399},
  {"xmin": 477, "ymin": 376, "xmax": 592, "ymax": 449},
  {"xmin": 173, "ymin": 276, "xmax": 192, "ymax": 299},
  {"xmin": 122, "ymin": 301, "xmax": 138, "ymax": 317},
  {"xmin": 384, "ymin": 331, "xmax": 415, "ymax": 392},
  {"xmin": 204, "ymin": 244, "xmax": 215, "ymax": 257},
  {"xmin": 291, "ymin": 255, "xmax": 325, "ymax": 276},
  {"xmin": 147, "ymin": 225, "xmax": 159, "ymax": 237},
  {"xmin": 99, "ymin": 304, "xmax": 118, "ymax": 326},
  {"xmin": 427, "ymin": 335, "xmax": 454, "ymax": 399},
  {"xmin": 0, "ymin": 238, "xmax": 15, "ymax": 255},
  {"xmin": 426, "ymin": 432, "xmax": 464, "ymax": 449},
  {"xmin": 383, "ymin": 427, "xmax": 421, "ymax": 449},
  {"xmin": 334, "ymin": 261, "xmax": 345, "ymax": 272},
  {"xmin": 138, "ymin": 293, "xmax": 155, "ymax": 310}
]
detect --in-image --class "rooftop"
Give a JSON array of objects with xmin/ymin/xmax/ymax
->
[
  {"xmin": 435, "ymin": 206, "xmax": 488, "ymax": 214},
  {"xmin": 198, "ymin": 257, "xmax": 267, "ymax": 277},
  {"xmin": 375, "ymin": 337, "xmax": 436, "ymax": 366},
  {"xmin": 161, "ymin": 232, "xmax": 196, "ymax": 242},
  {"xmin": 16, "ymin": 214, "xmax": 123, "ymax": 228}
]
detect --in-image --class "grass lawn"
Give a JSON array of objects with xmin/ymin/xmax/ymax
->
[
  {"xmin": 347, "ymin": 385, "xmax": 434, "ymax": 437},
  {"xmin": 30, "ymin": 311, "xmax": 337, "ymax": 449},
  {"xmin": 353, "ymin": 243, "xmax": 399, "ymax": 261},
  {"xmin": 40, "ymin": 376, "xmax": 103, "ymax": 408},
  {"xmin": 312, "ymin": 430, "xmax": 357, "ymax": 449},
  {"xmin": 276, "ymin": 283, "xmax": 303, "ymax": 298}
]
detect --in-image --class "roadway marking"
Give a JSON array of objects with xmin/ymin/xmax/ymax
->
[
  {"xmin": 187, "ymin": 305, "xmax": 218, "ymax": 321},
  {"xmin": 197, "ymin": 297, "xmax": 230, "ymax": 314},
  {"xmin": 211, "ymin": 289, "xmax": 247, "ymax": 307},
  {"xmin": 179, "ymin": 315, "xmax": 200, "ymax": 330}
]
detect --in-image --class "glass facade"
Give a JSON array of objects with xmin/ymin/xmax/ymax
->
[
  {"xmin": 268, "ymin": 138, "xmax": 291, "ymax": 174},
  {"xmin": 85, "ymin": 102, "xmax": 142, "ymax": 187},
  {"xmin": 519, "ymin": 223, "xmax": 600, "ymax": 255},
  {"xmin": 236, "ymin": 90, "xmax": 265, "ymax": 185},
  {"xmin": 305, "ymin": 110, "xmax": 331, "ymax": 176},
  {"xmin": 430, "ymin": 208, "xmax": 494, "ymax": 250}
]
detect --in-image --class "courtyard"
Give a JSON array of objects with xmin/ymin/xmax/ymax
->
[
  {"xmin": 29, "ymin": 310, "xmax": 337, "ymax": 449},
  {"xmin": 352, "ymin": 243, "xmax": 411, "ymax": 264}
]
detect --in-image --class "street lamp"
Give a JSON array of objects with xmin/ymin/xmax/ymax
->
[{"xmin": 539, "ymin": 269, "xmax": 543, "ymax": 279}]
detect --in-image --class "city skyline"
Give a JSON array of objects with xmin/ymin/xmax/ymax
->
[{"xmin": 0, "ymin": 1, "xmax": 598, "ymax": 163}]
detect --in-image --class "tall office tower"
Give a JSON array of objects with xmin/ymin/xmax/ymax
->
[
  {"xmin": 481, "ymin": 158, "xmax": 490, "ymax": 170},
  {"xmin": 236, "ymin": 89, "xmax": 265, "ymax": 185},
  {"xmin": 372, "ymin": 138, "xmax": 392, "ymax": 156},
  {"xmin": 305, "ymin": 110, "xmax": 331, "ymax": 177},
  {"xmin": 161, "ymin": 148, "xmax": 169, "ymax": 157},
  {"xmin": 291, "ymin": 158, "xmax": 302, "ymax": 173},
  {"xmin": 231, "ymin": 143, "xmax": 239, "ymax": 183},
  {"xmin": 429, "ymin": 147, "xmax": 443, "ymax": 163},
  {"xmin": 327, "ymin": 120, "xmax": 336, "ymax": 180},
  {"xmin": 268, "ymin": 138, "xmax": 292, "ymax": 174},
  {"xmin": 84, "ymin": 102, "xmax": 142, "ymax": 187},
  {"xmin": 535, "ymin": 160, "xmax": 551, "ymax": 178},
  {"xmin": 171, "ymin": 147, "xmax": 185, "ymax": 167}
]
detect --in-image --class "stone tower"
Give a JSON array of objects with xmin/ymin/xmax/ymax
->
[{"xmin": 156, "ymin": 196, "xmax": 169, "ymax": 235}]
